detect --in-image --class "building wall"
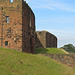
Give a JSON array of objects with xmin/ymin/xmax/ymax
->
[
  {"xmin": 30, "ymin": 10, "xmax": 35, "ymax": 53},
  {"xmin": 46, "ymin": 32, "xmax": 51, "ymax": 47},
  {"xmin": 22, "ymin": 1, "xmax": 35, "ymax": 53},
  {"xmin": 0, "ymin": 0, "xmax": 22, "ymax": 51},
  {"xmin": 0, "ymin": 0, "xmax": 35, "ymax": 53},
  {"xmin": 46, "ymin": 32, "xmax": 57, "ymax": 48},
  {"xmin": 35, "ymin": 31, "xmax": 57, "ymax": 48},
  {"xmin": 22, "ymin": 2, "xmax": 30, "ymax": 52},
  {"xmin": 35, "ymin": 31, "xmax": 46, "ymax": 48},
  {"xmin": 49, "ymin": 34, "xmax": 57, "ymax": 48}
]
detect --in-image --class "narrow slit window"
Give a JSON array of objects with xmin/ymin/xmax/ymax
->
[
  {"xmin": 6, "ymin": 16, "xmax": 9, "ymax": 23},
  {"xmin": 10, "ymin": 0, "xmax": 13, "ymax": 3},
  {"xmin": 5, "ymin": 41, "xmax": 8, "ymax": 46}
]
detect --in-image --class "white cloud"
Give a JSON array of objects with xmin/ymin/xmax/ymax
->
[{"xmin": 29, "ymin": 0, "xmax": 75, "ymax": 12}]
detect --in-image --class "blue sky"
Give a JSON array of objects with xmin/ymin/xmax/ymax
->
[{"xmin": 26, "ymin": 0, "xmax": 75, "ymax": 47}]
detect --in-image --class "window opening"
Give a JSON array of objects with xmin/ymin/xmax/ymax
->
[
  {"xmin": 5, "ymin": 41, "xmax": 8, "ymax": 46},
  {"xmin": 6, "ymin": 16, "xmax": 9, "ymax": 23},
  {"xmin": 10, "ymin": 0, "xmax": 13, "ymax": 3}
]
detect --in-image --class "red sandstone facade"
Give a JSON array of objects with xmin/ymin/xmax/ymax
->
[{"xmin": 0, "ymin": 0, "xmax": 35, "ymax": 53}]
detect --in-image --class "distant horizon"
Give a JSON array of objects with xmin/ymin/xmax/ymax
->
[{"xmin": 27, "ymin": 0, "xmax": 75, "ymax": 48}]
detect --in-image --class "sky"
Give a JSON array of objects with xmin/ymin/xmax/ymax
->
[{"xmin": 25, "ymin": 0, "xmax": 75, "ymax": 48}]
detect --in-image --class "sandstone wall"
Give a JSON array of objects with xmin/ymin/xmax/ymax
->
[
  {"xmin": 35, "ymin": 31, "xmax": 57, "ymax": 48},
  {"xmin": 0, "ymin": 0, "xmax": 35, "ymax": 53},
  {"xmin": 35, "ymin": 31, "xmax": 46, "ymax": 48},
  {"xmin": 0, "ymin": 0, "xmax": 22, "ymax": 51},
  {"xmin": 22, "ymin": 1, "xmax": 35, "ymax": 53}
]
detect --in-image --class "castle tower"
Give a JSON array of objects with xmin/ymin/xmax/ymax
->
[{"xmin": 0, "ymin": 0, "xmax": 35, "ymax": 53}]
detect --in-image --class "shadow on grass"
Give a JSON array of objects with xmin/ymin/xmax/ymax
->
[{"xmin": 34, "ymin": 48, "xmax": 49, "ymax": 54}]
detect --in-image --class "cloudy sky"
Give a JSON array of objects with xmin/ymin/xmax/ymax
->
[{"xmin": 26, "ymin": 0, "xmax": 75, "ymax": 47}]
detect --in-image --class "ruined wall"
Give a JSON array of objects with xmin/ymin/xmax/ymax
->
[
  {"xmin": 35, "ymin": 31, "xmax": 46, "ymax": 48},
  {"xmin": 46, "ymin": 32, "xmax": 57, "ymax": 48},
  {"xmin": 30, "ymin": 10, "xmax": 35, "ymax": 53},
  {"xmin": 22, "ymin": 2, "xmax": 30, "ymax": 52},
  {"xmin": 35, "ymin": 31, "xmax": 57, "ymax": 48},
  {"xmin": 42, "ymin": 54, "xmax": 75, "ymax": 68},
  {"xmin": 0, "ymin": 0, "xmax": 35, "ymax": 53},
  {"xmin": 22, "ymin": 1, "xmax": 35, "ymax": 53}
]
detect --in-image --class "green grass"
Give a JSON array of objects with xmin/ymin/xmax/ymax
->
[
  {"xmin": 0, "ymin": 47, "xmax": 75, "ymax": 75},
  {"xmin": 35, "ymin": 48, "xmax": 67, "ymax": 54}
]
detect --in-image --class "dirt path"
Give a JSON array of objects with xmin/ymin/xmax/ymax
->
[{"xmin": 59, "ymin": 48, "xmax": 69, "ymax": 54}]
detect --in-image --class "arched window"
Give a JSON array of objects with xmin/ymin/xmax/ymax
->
[{"xmin": 10, "ymin": 0, "xmax": 13, "ymax": 3}]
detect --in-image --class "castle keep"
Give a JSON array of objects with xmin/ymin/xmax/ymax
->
[
  {"xmin": 35, "ymin": 31, "xmax": 57, "ymax": 48},
  {"xmin": 0, "ymin": 0, "xmax": 35, "ymax": 53}
]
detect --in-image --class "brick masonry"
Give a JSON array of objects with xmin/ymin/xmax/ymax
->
[
  {"xmin": 0, "ymin": 0, "xmax": 35, "ymax": 53},
  {"xmin": 42, "ymin": 54, "xmax": 75, "ymax": 68},
  {"xmin": 35, "ymin": 31, "xmax": 57, "ymax": 48}
]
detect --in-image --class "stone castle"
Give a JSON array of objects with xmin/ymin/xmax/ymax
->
[
  {"xmin": 0, "ymin": 0, "xmax": 57, "ymax": 53},
  {"xmin": 0, "ymin": 0, "xmax": 35, "ymax": 53}
]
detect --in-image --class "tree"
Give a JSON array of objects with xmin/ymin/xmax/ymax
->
[{"xmin": 61, "ymin": 44, "xmax": 75, "ymax": 53}]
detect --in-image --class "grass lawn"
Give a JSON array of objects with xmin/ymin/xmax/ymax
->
[
  {"xmin": 0, "ymin": 47, "xmax": 75, "ymax": 75},
  {"xmin": 35, "ymin": 48, "xmax": 68, "ymax": 54}
]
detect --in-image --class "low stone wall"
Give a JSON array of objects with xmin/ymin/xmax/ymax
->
[{"xmin": 41, "ymin": 54, "xmax": 75, "ymax": 68}]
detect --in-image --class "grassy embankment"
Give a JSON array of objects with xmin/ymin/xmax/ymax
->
[
  {"xmin": 35, "ymin": 48, "xmax": 69, "ymax": 54},
  {"xmin": 0, "ymin": 47, "xmax": 75, "ymax": 75}
]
